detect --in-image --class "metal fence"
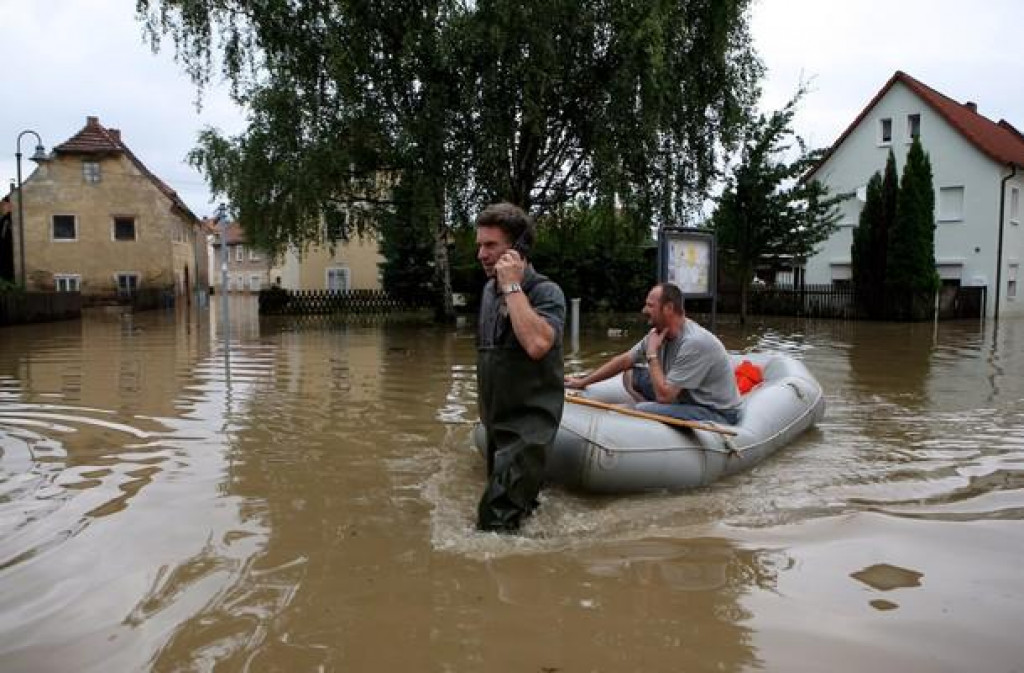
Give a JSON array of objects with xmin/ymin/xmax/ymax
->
[
  {"xmin": 259, "ymin": 288, "xmax": 430, "ymax": 315},
  {"xmin": 717, "ymin": 285, "xmax": 987, "ymax": 320}
]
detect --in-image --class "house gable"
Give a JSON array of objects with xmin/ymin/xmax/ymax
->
[
  {"xmin": 19, "ymin": 116, "xmax": 207, "ymax": 297},
  {"xmin": 809, "ymin": 71, "xmax": 1024, "ymax": 182}
]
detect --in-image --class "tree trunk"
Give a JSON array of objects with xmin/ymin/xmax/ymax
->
[{"xmin": 433, "ymin": 204, "xmax": 455, "ymax": 322}]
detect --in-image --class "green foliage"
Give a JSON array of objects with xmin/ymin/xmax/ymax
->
[
  {"xmin": 851, "ymin": 171, "xmax": 883, "ymax": 310},
  {"xmin": 137, "ymin": 0, "xmax": 762, "ymax": 315},
  {"xmin": 711, "ymin": 89, "xmax": 843, "ymax": 321},
  {"xmin": 887, "ymin": 136, "xmax": 938, "ymax": 303},
  {"xmin": 851, "ymin": 150, "xmax": 898, "ymax": 317},
  {"xmin": 448, "ymin": 205, "xmax": 654, "ymax": 312},
  {"xmin": 378, "ymin": 175, "xmax": 441, "ymax": 308},
  {"xmin": 0, "ymin": 278, "xmax": 23, "ymax": 294}
]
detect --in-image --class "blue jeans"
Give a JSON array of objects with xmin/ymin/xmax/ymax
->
[{"xmin": 629, "ymin": 367, "xmax": 739, "ymax": 425}]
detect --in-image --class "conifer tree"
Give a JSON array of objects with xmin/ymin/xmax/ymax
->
[
  {"xmin": 851, "ymin": 150, "xmax": 898, "ymax": 317},
  {"xmin": 886, "ymin": 136, "xmax": 938, "ymax": 318}
]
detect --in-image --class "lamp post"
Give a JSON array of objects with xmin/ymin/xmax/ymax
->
[
  {"xmin": 216, "ymin": 203, "xmax": 231, "ymax": 338},
  {"xmin": 15, "ymin": 130, "xmax": 47, "ymax": 287}
]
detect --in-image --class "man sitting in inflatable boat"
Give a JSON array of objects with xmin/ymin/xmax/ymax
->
[{"xmin": 564, "ymin": 282, "xmax": 741, "ymax": 425}]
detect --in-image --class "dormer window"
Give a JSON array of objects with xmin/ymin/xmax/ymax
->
[
  {"xmin": 83, "ymin": 161, "xmax": 101, "ymax": 183},
  {"xmin": 879, "ymin": 118, "xmax": 893, "ymax": 145},
  {"xmin": 907, "ymin": 113, "xmax": 921, "ymax": 140}
]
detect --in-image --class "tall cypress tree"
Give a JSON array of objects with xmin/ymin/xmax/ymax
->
[
  {"xmin": 876, "ymin": 150, "xmax": 899, "ymax": 293},
  {"xmin": 887, "ymin": 136, "xmax": 937, "ymax": 318},
  {"xmin": 851, "ymin": 171, "xmax": 882, "ymax": 315}
]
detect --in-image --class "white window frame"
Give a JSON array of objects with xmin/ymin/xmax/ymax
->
[
  {"xmin": 906, "ymin": 113, "xmax": 921, "ymax": 141},
  {"xmin": 248, "ymin": 248, "xmax": 260, "ymax": 261},
  {"xmin": 83, "ymin": 161, "xmax": 101, "ymax": 184},
  {"xmin": 235, "ymin": 244, "xmax": 244, "ymax": 262},
  {"xmin": 249, "ymin": 274, "xmax": 263, "ymax": 291},
  {"xmin": 116, "ymin": 272, "xmax": 139, "ymax": 297},
  {"xmin": 878, "ymin": 117, "xmax": 893, "ymax": 145},
  {"xmin": 52, "ymin": 214, "xmax": 78, "ymax": 242},
  {"xmin": 1011, "ymin": 186, "xmax": 1020, "ymax": 225},
  {"xmin": 326, "ymin": 266, "xmax": 351, "ymax": 291},
  {"xmin": 112, "ymin": 215, "xmax": 137, "ymax": 242},
  {"xmin": 1009, "ymin": 263, "xmax": 1019, "ymax": 300},
  {"xmin": 938, "ymin": 186, "xmax": 965, "ymax": 222},
  {"xmin": 830, "ymin": 263, "xmax": 852, "ymax": 283},
  {"xmin": 54, "ymin": 274, "xmax": 81, "ymax": 292}
]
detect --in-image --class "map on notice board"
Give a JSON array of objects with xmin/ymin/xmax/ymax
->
[{"xmin": 666, "ymin": 237, "xmax": 712, "ymax": 296}]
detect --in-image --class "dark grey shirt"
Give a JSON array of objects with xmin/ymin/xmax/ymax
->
[{"xmin": 478, "ymin": 266, "xmax": 566, "ymax": 348}]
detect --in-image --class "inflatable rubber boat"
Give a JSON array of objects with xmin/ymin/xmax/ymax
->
[{"xmin": 473, "ymin": 352, "xmax": 825, "ymax": 494}]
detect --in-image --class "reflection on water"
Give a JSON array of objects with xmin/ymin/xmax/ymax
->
[{"xmin": 1, "ymin": 299, "xmax": 1023, "ymax": 672}]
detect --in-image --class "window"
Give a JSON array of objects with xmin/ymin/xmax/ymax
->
[
  {"xmin": 83, "ymin": 161, "xmax": 101, "ymax": 183},
  {"xmin": 326, "ymin": 267, "xmax": 350, "ymax": 291},
  {"xmin": 54, "ymin": 274, "xmax": 81, "ymax": 292},
  {"xmin": 1011, "ymin": 187, "xmax": 1020, "ymax": 225},
  {"xmin": 938, "ymin": 186, "xmax": 965, "ymax": 221},
  {"xmin": 235, "ymin": 244, "xmax": 244, "ymax": 262},
  {"xmin": 325, "ymin": 208, "xmax": 349, "ymax": 242},
  {"xmin": 830, "ymin": 263, "xmax": 852, "ymax": 287},
  {"xmin": 879, "ymin": 117, "xmax": 892, "ymax": 144},
  {"xmin": 1009, "ymin": 264, "xmax": 1019, "ymax": 300},
  {"xmin": 52, "ymin": 215, "xmax": 77, "ymax": 241},
  {"xmin": 249, "ymin": 248, "xmax": 260, "ymax": 261},
  {"xmin": 117, "ymin": 273, "xmax": 139, "ymax": 297},
  {"xmin": 907, "ymin": 113, "xmax": 921, "ymax": 140},
  {"xmin": 113, "ymin": 216, "xmax": 136, "ymax": 241},
  {"xmin": 249, "ymin": 274, "xmax": 263, "ymax": 291}
]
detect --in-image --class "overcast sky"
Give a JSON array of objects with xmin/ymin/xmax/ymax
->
[{"xmin": 2, "ymin": 0, "xmax": 1023, "ymax": 219}]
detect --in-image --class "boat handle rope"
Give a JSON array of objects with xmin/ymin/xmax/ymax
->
[{"xmin": 786, "ymin": 381, "xmax": 805, "ymax": 400}]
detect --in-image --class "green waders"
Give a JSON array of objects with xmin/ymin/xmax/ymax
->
[{"xmin": 476, "ymin": 276, "xmax": 564, "ymax": 532}]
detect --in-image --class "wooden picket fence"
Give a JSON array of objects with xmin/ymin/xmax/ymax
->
[{"xmin": 259, "ymin": 288, "xmax": 429, "ymax": 315}]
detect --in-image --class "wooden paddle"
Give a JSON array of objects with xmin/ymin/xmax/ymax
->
[{"xmin": 565, "ymin": 394, "xmax": 738, "ymax": 436}]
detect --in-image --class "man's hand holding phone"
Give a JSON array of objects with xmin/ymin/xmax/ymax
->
[{"xmin": 496, "ymin": 247, "xmax": 525, "ymax": 288}]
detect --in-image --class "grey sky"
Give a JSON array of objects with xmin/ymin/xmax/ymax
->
[{"xmin": 2, "ymin": 0, "xmax": 1022, "ymax": 219}]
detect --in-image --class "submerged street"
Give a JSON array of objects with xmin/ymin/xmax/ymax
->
[{"xmin": 1, "ymin": 298, "xmax": 1022, "ymax": 672}]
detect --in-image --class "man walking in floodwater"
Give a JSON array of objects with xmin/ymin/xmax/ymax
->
[{"xmin": 475, "ymin": 203, "xmax": 566, "ymax": 533}]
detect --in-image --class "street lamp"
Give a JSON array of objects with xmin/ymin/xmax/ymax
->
[{"xmin": 15, "ymin": 130, "xmax": 47, "ymax": 287}]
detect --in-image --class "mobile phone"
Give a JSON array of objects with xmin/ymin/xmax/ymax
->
[{"xmin": 511, "ymin": 231, "xmax": 530, "ymax": 260}]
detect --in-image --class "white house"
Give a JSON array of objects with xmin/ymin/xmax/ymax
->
[{"xmin": 805, "ymin": 71, "xmax": 1024, "ymax": 319}]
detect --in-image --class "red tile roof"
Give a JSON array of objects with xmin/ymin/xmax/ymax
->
[
  {"xmin": 53, "ymin": 116, "xmax": 124, "ymax": 155},
  {"xmin": 809, "ymin": 71, "xmax": 1024, "ymax": 178},
  {"xmin": 209, "ymin": 221, "xmax": 247, "ymax": 246},
  {"xmin": 54, "ymin": 116, "xmax": 199, "ymax": 223}
]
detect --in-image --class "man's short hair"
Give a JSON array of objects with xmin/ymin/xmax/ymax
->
[
  {"xmin": 657, "ymin": 282, "xmax": 685, "ymax": 315},
  {"xmin": 475, "ymin": 202, "xmax": 535, "ymax": 250}
]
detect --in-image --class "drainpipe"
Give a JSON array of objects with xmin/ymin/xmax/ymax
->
[{"xmin": 994, "ymin": 163, "xmax": 1018, "ymax": 321}]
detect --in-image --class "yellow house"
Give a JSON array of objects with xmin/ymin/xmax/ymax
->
[
  {"xmin": 273, "ymin": 231, "xmax": 384, "ymax": 291},
  {"xmin": 12, "ymin": 116, "xmax": 206, "ymax": 302},
  {"xmin": 207, "ymin": 220, "xmax": 273, "ymax": 292}
]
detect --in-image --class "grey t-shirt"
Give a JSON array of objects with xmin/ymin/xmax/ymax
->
[{"xmin": 630, "ymin": 319, "xmax": 740, "ymax": 411}]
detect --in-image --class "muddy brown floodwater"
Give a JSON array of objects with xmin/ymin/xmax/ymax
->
[{"xmin": 2, "ymin": 297, "xmax": 1023, "ymax": 672}]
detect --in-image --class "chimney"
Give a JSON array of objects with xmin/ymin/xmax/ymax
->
[
  {"xmin": 109, "ymin": 128, "xmax": 121, "ymax": 143},
  {"xmin": 87, "ymin": 115, "xmax": 99, "ymax": 126},
  {"xmin": 964, "ymin": 101, "xmax": 978, "ymax": 113}
]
